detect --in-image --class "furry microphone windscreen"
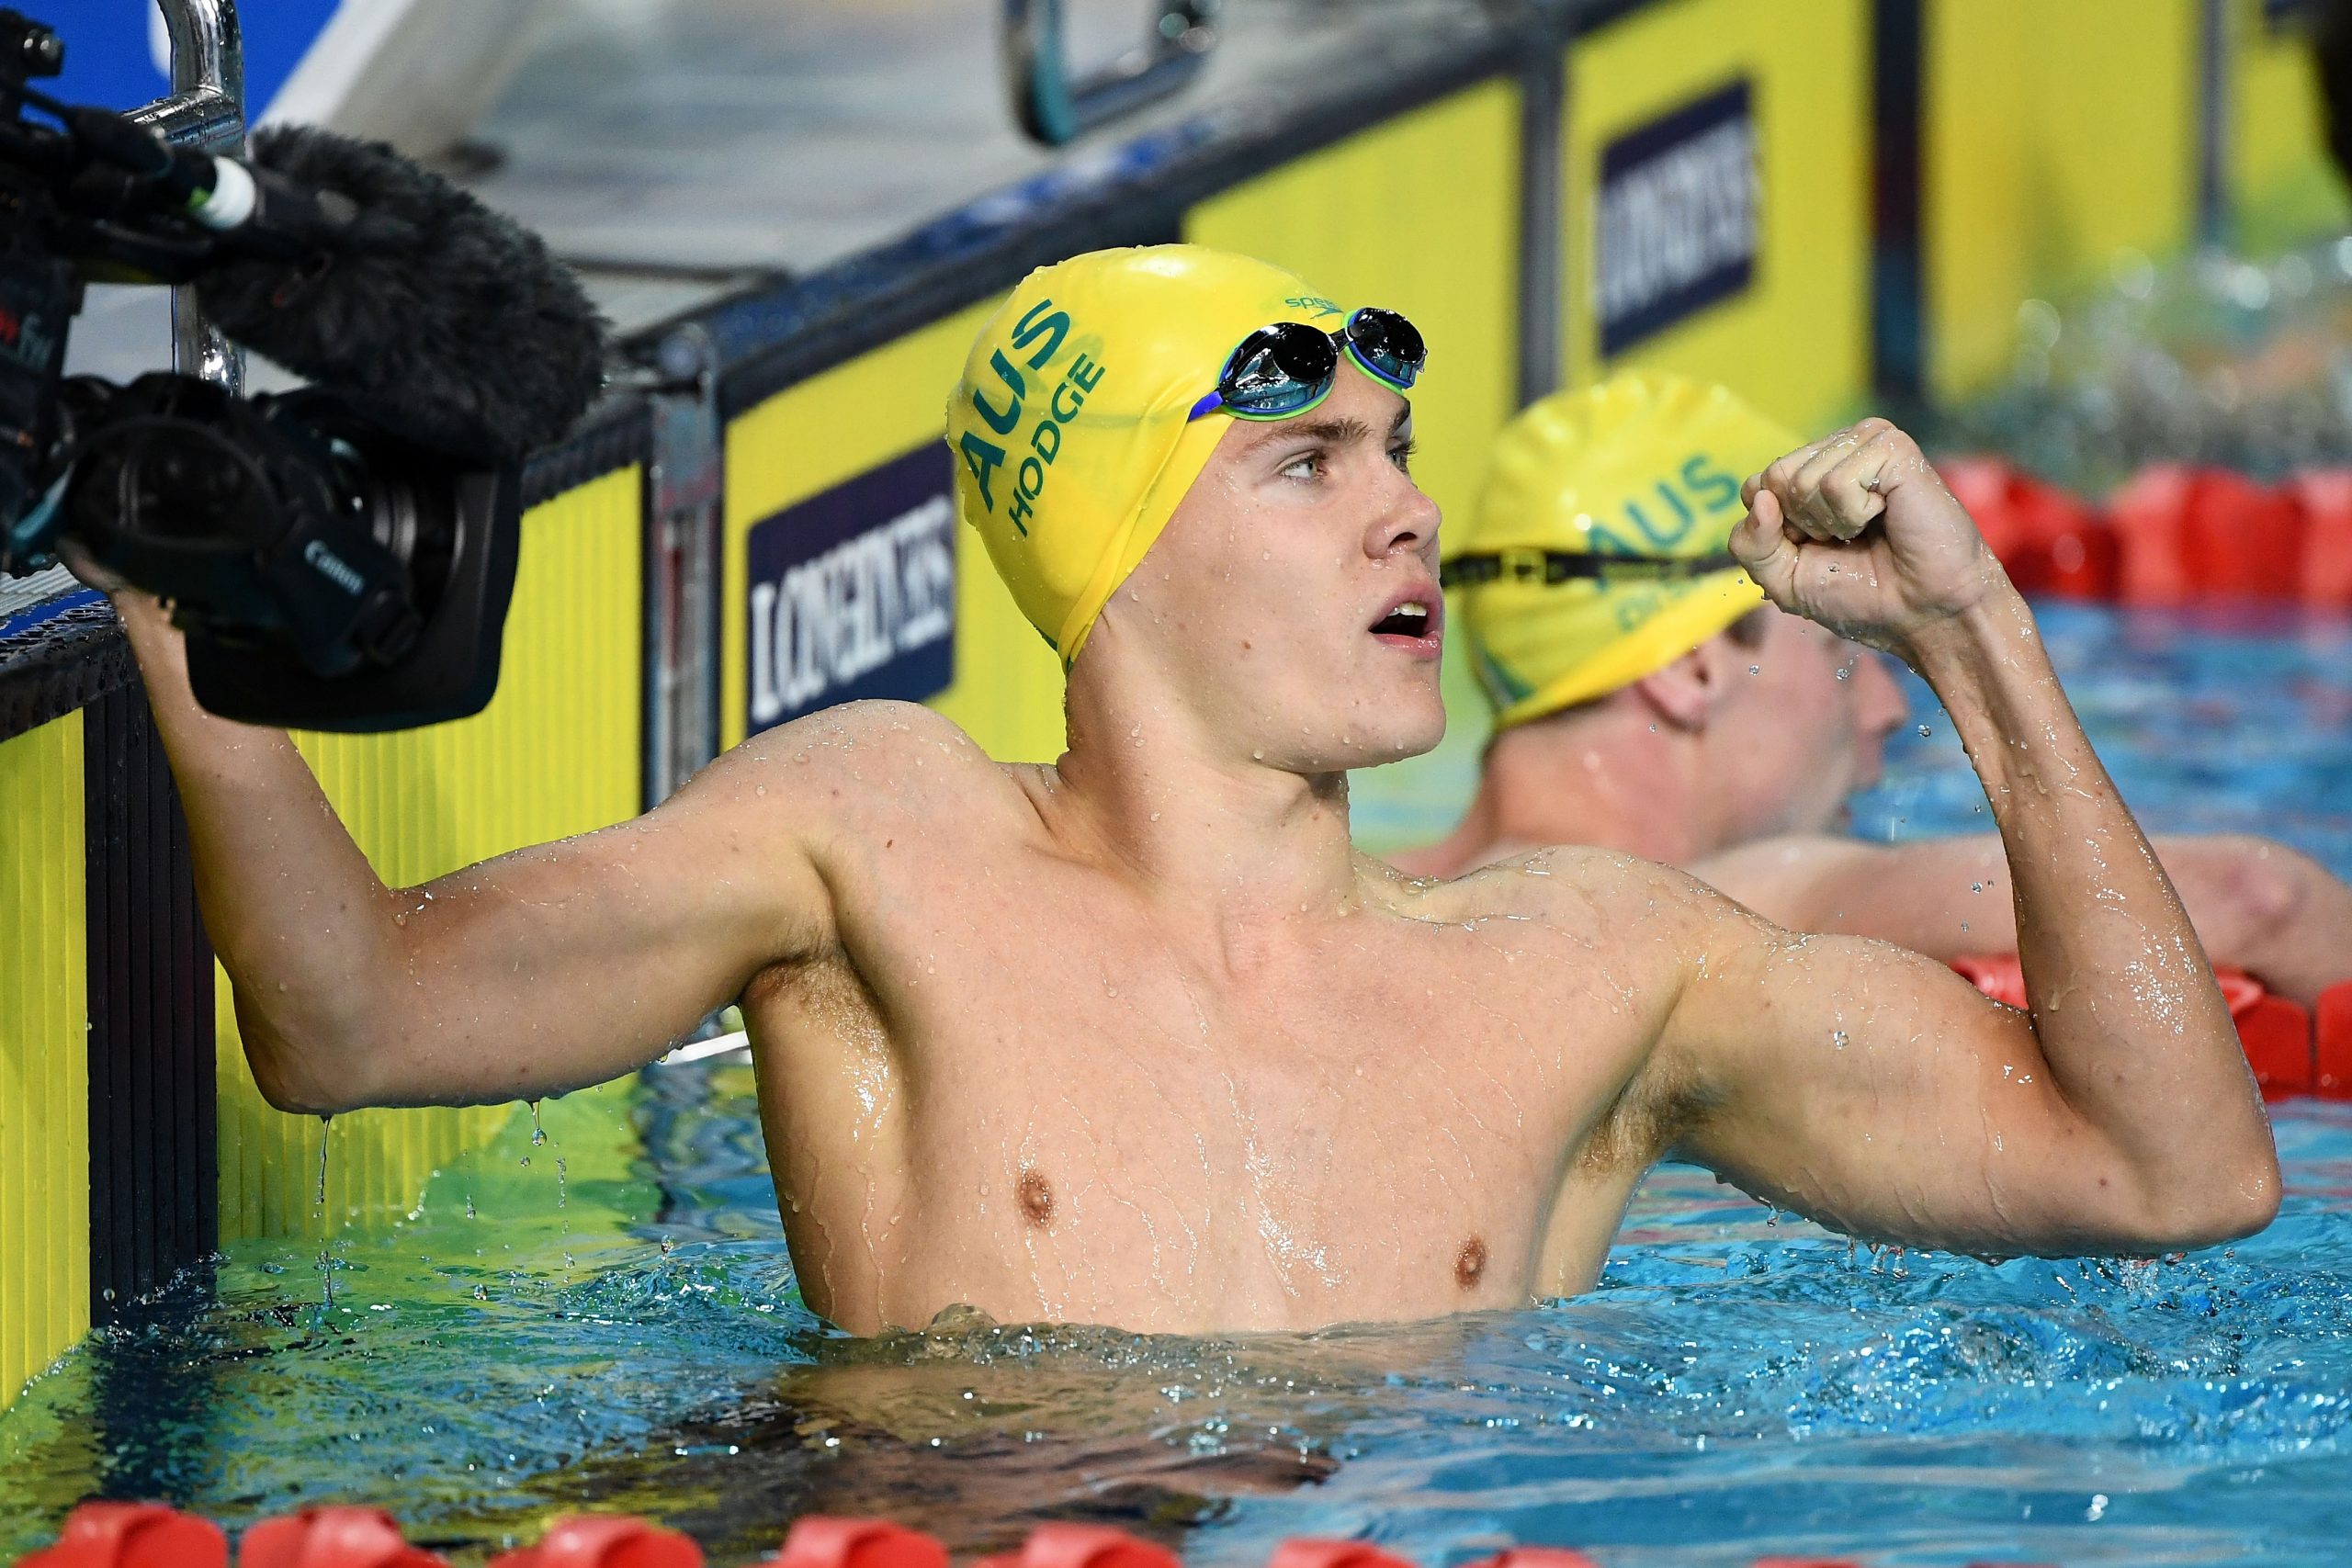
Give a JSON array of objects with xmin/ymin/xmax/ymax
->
[{"xmin": 195, "ymin": 126, "xmax": 608, "ymax": 460}]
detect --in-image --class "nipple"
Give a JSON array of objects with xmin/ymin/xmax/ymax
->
[
  {"xmin": 1017, "ymin": 1168, "xmax": 1056, "ymax": 1229},
  {"xmin": 1454, "ymin": 1235, "xmax": 1487, "ymax": 1291}
]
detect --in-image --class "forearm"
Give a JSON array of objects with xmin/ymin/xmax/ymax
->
[
  {"xmin": 1910, "ymin": 589, "xmax": 2273, "ymax": 1210},
  {"xmin": 116, "ymin": 597, "xmax": 405, "ymax": 1108}
]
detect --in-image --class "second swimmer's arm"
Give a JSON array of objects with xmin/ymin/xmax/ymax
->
[
  {"xmin": 1697, "ymin": 830, "xmax": 2352, "ymax": 1006},
  {"xmin": 117, "ymin": 593, "xmax": 836, "ymax": 1113}
]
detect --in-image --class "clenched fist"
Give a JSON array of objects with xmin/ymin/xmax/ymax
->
[{"xmin": 1730, "ymin": 418, "xmax": 2011, "ymax": 659}]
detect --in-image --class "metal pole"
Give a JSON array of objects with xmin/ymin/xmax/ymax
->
[
  {"xmin": 1513, "ymin": 19, "xmax": 1566, "ymax": 409},
  {"xmin": 2194, "ymin": 0, "xmax": 2233, "ymax": 248},
  {"xmin": 125, "ymin": 0, "xmax": 247, "ymax": 392},
  {"xmin": 643, "ymin": 325, "xmax": 724, "ymax": 807}
]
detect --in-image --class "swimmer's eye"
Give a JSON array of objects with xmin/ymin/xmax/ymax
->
[
  {"xmin": 1389, "ymin": 437, "xmax": 1417, "ymax": 473},
  {"xmin": 1278, "ymin": 450, "xmax": 1328, "ymax": 482}
]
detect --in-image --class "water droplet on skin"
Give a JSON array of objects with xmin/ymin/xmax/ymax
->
[
  {"xmin": 1917, "ymin": 725, "xmax": 1933, "ymax": 737},
  {"xmin": 1836, "ymin": 666, "xmax": 1851, "ymax": 681},
  {"xmin": 1251, "ymin": 749, "xmax": 1264, "ymax": 761},
  {"xmin": 1831, "ymin": 1030, "xmax": 1849, "ymax": 1049},
  {"xmin": 1972, "ymin": 882, "xmax": 1984, "ymax": 893},
  {"xmin": 1749, "ymin": 665, "xmax": 1761, "ymax": 675}
]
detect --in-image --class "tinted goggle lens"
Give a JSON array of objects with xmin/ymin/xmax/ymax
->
[
  {"xmin": 1343, "ymin": 307, "xmax": 1424, "ymax": 389},
  {"xmin": 1218, "ymin": 323, "xmax": 1340, "ymax": 418}
]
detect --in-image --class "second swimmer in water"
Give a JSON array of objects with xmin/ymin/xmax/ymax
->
[{"xmin": 1397, "ymin": 373, "xmax": 2352, "ymax": 1008}]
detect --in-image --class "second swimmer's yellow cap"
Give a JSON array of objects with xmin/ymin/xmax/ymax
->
[
  {"xmin": 946, "ymin": 245, "xmax": 1352, "ymax": 670},
  {"xmin": 1453, "ymin": 374, "xmax": 1793, "ymax": 730}
]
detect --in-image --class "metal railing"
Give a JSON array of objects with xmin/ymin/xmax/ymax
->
[
  {"xmin": 1002, "ymin": 0, "xmax": 1218, "ymax": 146},
  {"xmin": 125, "ymin": 0, "xmax": 246, "ymax": 392}
]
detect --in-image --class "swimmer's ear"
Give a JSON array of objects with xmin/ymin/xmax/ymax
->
[
  {"xmin": 1633, "ymin": 635, "xmax": 1746, "ymax": 732},
  {"xmin": 1632, "ymin": 649, "xmax": 1714, "ymax": 731}
]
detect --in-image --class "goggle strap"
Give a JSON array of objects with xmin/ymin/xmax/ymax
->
[{"xmin": 1440, "ymin": 549, "xmax": 1743, "ymax": 588}]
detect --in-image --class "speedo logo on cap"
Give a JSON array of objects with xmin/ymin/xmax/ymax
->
[{"xmin": 958, "ymin": 298, "xmax": 1106, "ymax": 537}]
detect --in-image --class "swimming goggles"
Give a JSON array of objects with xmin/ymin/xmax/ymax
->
[
  {"xmin": 1441, "ymin": 548, "xmax": 1740, "ymax": 588},
  {"xmin": 1187, "ymin": 307, "xmax": 1427, "ymax": 422}
]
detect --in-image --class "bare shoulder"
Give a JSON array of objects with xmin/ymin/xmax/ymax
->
[
  {"xmin": 689, "ymin": 701, "xmax": 1029, "ymax": 835},
  {"xmin": 1383, "ymin": 840, "xmax": 1746, "ymax": 940}
]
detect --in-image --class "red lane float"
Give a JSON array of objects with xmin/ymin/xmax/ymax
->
[
  {"xmin": 1937, "ymin": 455, "xmax": 2352, "ymax": 606},
  {"xmin": 2293, "ymin": 469, "xmax": 2352, "ymax": 604},
  {"xmin": 1266, "ymin": 1543, "xmax": 1419, "ymax": 1568},
  {"xmin": 1948, "ymin": 955, "xmax": 2352, "ymax": 1100},
  {"xmin": 972, "ymin": 1525, "xmax": 1181, "ymax": 1568},
  {"xmin": 487, "ymin": 1515, "xmax": 702, "ymax": 1568},
  {"xmin": 769, "ymin": 1518, "xmax": 945, "ymax": 1568},
  {"xmin": 241, "ymin": 1507, "xmax": 448, "ymax": 1568},
  {"xmin": 1941, "ymin": 458, "xmax": 2117, "ymax": 599},
  {"xmin": 2318, "ymin": 980, "xmax": 2352, "ymax": 1096},
  {"xmin": 15, "ymin": 1504, "xmax": 226, "ymax": 1568},
  {"xmin": 0, "ymin": 1508, "xmax": 2114, "ymax": 1568}
]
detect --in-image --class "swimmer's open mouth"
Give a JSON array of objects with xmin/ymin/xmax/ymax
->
[{"xmin": 1371, "ymin": 600, "xmax": 1436, "ymax": 638}]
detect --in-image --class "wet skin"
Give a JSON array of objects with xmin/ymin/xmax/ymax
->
[{"xmin": 113, "ymin": 377, "xmax": 2281, "ymax": 1337}]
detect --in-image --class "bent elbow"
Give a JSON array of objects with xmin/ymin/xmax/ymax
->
[
  {"xmin": 2127, "ymin": 1152, "xmax": 2283, "ymax": 1251},
  {"xmin": 233, "ymin": 995, "xmax": 389, "ymax": 1117}
]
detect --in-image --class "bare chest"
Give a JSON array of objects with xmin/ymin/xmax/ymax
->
[{"xmin": 742, "ymin": 864, "xmax": 1655, "ymax": 1332}]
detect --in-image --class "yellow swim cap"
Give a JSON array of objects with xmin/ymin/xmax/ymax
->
[
  {"xmin": 945, "ymin": 245, "xmax": 1351, "ymax": 669},
  {"xmin": 1453, "ymin": 374, "xmax": 1792, "ymax": 730}
]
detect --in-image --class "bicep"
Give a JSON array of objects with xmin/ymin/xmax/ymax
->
[
  {"xmin": 1659, "ymin": 908, "xmax": 2143, "ymax": 1255},
  {"xmin": 350, "ymin": 744, "xmax": 840, "ymax": 1107}
]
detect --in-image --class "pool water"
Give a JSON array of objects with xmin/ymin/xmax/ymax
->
[{"xmin": 4, "ymin": 603, "xmax": 2350, "ymax": 1566}]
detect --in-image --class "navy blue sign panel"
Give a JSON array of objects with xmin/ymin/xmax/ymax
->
[
  {"xmin": 1594, "ymin": 79, "xmax": 1760, "ymax": 357},
  {"xmin": 744, "ymin": 443, "xmax": 956, "ymax": 736}
]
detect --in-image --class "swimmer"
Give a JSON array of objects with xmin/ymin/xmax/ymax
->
[
  {"xmin": 1398, "ymin": 373, "xmax": 2352, "ymax": 1007},
  {"xmin": 91, "ymin": 248, "xmax": 2278, "ymax": 1337}
]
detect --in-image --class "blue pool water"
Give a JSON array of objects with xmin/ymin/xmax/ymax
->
[{"xmin": 3, "ymin": 603, "xmax": 2349, "ymax": 1566}]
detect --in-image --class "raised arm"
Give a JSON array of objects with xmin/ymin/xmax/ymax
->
[
  {"xmin": 1697, "ymin": 830, "xmax": 2352, "ymax": 1006},
  {"xmin": 1655, "ymin": 421, "xmax": 2278, "ymax": 1255},
  {"xmin": 113, "ymin": 592, "xmax": 838, "ymax": 1114}
]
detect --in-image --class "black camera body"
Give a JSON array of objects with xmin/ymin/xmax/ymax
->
[{"xmin": 0, "ymin": 8, "xmax": 549, "ymax": 731}]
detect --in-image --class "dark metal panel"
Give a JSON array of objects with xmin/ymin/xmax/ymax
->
[
  {"xmin": 1871, "ymin": 0, "xmax": 1927, "ymax": 404},
  {"xmin": 83, "ymin": 676, "xmax": 218, "ymax": 1320}
]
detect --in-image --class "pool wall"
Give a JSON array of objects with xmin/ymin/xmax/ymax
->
[{"xmin": 0, "ymin": 0, "xmax": 2340, "ymax": 1414}]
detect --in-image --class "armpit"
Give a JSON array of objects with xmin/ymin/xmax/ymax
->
[{"xmin": 1577, "ymin": 1052, "xmax": 1724, "ymax": 1175}]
